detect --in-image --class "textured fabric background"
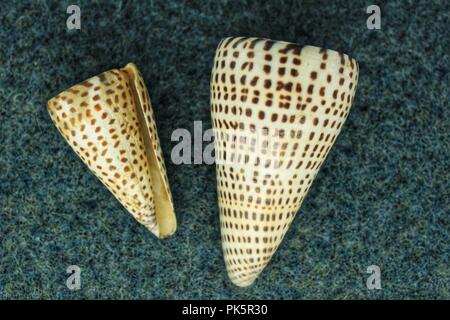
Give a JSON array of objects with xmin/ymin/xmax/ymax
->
[{"xmin": 0, "ymin": 0, "xmax": 448, "ymax": 299}]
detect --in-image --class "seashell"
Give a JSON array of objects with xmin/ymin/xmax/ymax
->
[
  {"xmin": 211, "ymin": 37, "xmax": 359, "ymax": 286},
  {"xmin": 47, "ymin": 63, "xmax": 176, "ymax": 238}
]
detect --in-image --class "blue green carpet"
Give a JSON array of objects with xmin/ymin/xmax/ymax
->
[{"xmin": 0, "ymin": 0, "xmax": 448, "ymax": 299}]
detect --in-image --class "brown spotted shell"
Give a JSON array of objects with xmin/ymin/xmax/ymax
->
[
  {"xmin": 210, "ymin": 37, "xmax": 359, "ymax": 286},
  {"xmin": 47, "ymin": 63, "xmax": 176, "ymax": 238}
]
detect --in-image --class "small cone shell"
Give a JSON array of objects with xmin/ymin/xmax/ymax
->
[
  {"xmin": 210, "ymin": 37, "xmax": 359, "ymax": 286},
  {"xmin": 47, "ymin": 63, "xmax": 176, "ymax": 238}
]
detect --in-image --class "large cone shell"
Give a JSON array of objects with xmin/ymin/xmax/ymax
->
[
  {"xmin": 210, "ymin": 37, "xmax": 359, "ymax": 286},
  {"xmin": 47, "ymin": 63, "xmax": 176, "ymax": 238}
]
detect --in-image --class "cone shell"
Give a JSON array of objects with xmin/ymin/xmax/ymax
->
[
  {"xmin": 211, "ymin": 37, "xmax": 359, "ymax": 286},
  {"xmin": 47, "ymin": 63, "xmax": 176, "ymax": 238}
]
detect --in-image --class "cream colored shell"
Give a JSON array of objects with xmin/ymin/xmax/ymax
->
[
  {"xmin": 48, "ymin": 63, "xmax": 176, "ymax": 238},
  {"xmin": 210, "ymin": 37, "xmax": 359, "ymax": 286}
]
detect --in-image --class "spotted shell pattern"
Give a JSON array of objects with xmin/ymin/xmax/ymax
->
[
  {"xmin": 211, "ymin": 37, "xmax": 359, "ymax": 286},
  {"xmin": 47, "ymin": 63, "xmax": 176, "ymax": 238}
]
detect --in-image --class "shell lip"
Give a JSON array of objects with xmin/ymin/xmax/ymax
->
[{"xmin": 120, "ymin": 63, "xmax": 177, "ymax": 239}]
